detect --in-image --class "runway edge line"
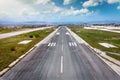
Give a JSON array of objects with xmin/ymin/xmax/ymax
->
[
  {"xmin": 66, "ymin": 27, "xmax": 120, "ymax": 76},
  {"xmin": 0, "ymin": 27, "xmax": 59, "ymax": 77}
]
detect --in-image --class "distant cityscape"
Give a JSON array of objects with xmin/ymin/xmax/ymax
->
[{"xmin": 0, "ymin": 21, "xmax": 120, "ymax": 27}]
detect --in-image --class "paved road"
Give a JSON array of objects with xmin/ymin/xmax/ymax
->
[
  {"xmin": 0, "ymin": 27, "xmax": 51, "ymax": 39},
  {"xmin": 84, "ymin": 27, "xmax": 120, "ymax": 33},
  {"xmin": 0, "ymin": 26, "xmax": 120, "ymax": 80},
  {"xmin": 99, "ymin": 29, "xmax": 120, "ymax": 33}
]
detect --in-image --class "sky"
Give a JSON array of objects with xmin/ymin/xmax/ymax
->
[{"xmin": 0, "ymin": 0, "xmax": 120, "ymax": 23}]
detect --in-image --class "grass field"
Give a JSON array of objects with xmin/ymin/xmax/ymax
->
[
  {"xmin": 69, "ymin": 26, "xmax": 120, "ymax": 60},
  {"xmin": 106, "ymin": 53, "xmax": 120, "ymax": 61},
  {"xmin": 0, "ymin": 28, "xmax": 55, "ymax": 71}
]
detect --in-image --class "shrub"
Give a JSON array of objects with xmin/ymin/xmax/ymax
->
[{"xmin": 29, "ymin": 35, "xmax": 33, "ymax": 38}]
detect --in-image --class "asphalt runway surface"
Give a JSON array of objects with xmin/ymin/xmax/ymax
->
[{"xmin": 0, "ymin": 26, "xmax": 120, "ymax": 80}]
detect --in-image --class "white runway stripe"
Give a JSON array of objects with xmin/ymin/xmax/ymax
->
[
  {"xmin": 53, "ymin": 43, "xmax": 56, "ymax": 46},
  {"xmin": 66, "ymin": 32, "xmax": 70, "ymax": 35},
  {"xmin": 51, "ymin": 43, "xmax": 54, "ymax": 46},
  {"xmin": 69, "ymin": 42, "xmax": 77, "ymax": 47},
  {"xmin": 72, "ymin": 42, "xmax": 74, "ymax": 46},
  {"xmin": 48, "ymin": 42, "xmax": 56, "ymax": 47},
  {"xmin": 69, "ymin": 42, "xmax": 71, "ymax": 46},
  {"xmin": 48, "ymin": 43, "xmax": 51, "ymax": 46},
  {"xmin": 61, "ymin": 56, "xmax": 63, "ymax": 73},
  {"xmin": 74, "ymin": 42, "xmax": 77, "ymax": 46},
  {"xmin": 56, "ymin": 32, "xmax": 60, "ymax": 35}
]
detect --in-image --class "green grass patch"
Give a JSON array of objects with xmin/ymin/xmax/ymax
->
[
  {"xmin": 0, "ymin": 28, "xmax": 55, "ymax": 71},
  {"xmin": 70, "ymin": 26, "xmax": 120, "ymax": 53},
  {"xmin": 106, "ymin": 53, "xmax": 120, "ymax": 61}
]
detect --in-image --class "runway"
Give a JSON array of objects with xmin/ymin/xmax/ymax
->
[
  {"xmin": 1, "ymin": 26, "xmax": 120, "ymax": 80},
  {"xmin": 0, "ymin": 27, "xmax": 50, "ymax": 39}
]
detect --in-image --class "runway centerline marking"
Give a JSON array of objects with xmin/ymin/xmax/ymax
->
[{"xmin": 61, "ymin": 56, "xmax": 63, "ymax": 74}]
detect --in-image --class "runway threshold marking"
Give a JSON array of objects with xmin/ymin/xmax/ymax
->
[
  {"xmin": 48, "ymin": 43, "xmax": 51, "ymax": 46},
  {"xmin": 61, "ymin": 56, "xmax": 63, "ymax": 74},
  {"xmin": 69, "ymin": 42, "xmax": 77, "ymax": 47},
  {"xmin": 66, "ymin": 32, "xmax": 70, "ymax": 35},
  {"xmin": 53, "ymin": 43, "xmax": 56, "ymax": 46},
  {"xmin": 74, "ymin": 42, "xmax": 77, "ymax": 46},
  {"xmin": 72, "ymin": 42, "xmax": 74, "ymax": 46},
  {"xmin": 56, "ymin": 32, "xmax": 60, "ymax": 35},
  {"xmin": 69, "ymin": 42, "xmax": 72, "ymax": 46},
  {"xmin": 48, "ymin": 43, "xmax": 56, "ymax": 47}
]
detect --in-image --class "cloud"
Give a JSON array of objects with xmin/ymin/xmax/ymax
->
[
  {"xmin": 53, "ymin": 7, "xmax": 62, "ymax": 13},
  {"xmin": 0, "ymin": 0, "xmax": 94, "ymax": 21},
  {"xmin": 117, "ymin": 6, "xmax": 120, "ymax": 10},
  {"xmin": 0, "ymin": 0, "xmax": 37, "ymax": 19},
  {"xmin": 82, "ymin": 0, "xmax": 120, "ymax": 12},
  {"xmin": 21, "ymin": 0, "xmax": 90, "ymax": 16},
  {"xmin": 20, "ymin": 8, "xmax": 39, "ymax": 17},
  {"xmin": 107, "ymin": 0, "xmax": 120, "ymax": 4},
  {"xmin": 61, "ymin": 7, "xmax": 93, "ymax": 16},
  {"xmin": 82, "ymin": 0, "xmax": 120, "ymax": 8},
  {"xmin": 63, "ymin": 0, "xmax": 76, "ymax": 5},
  {"xmin": 36, "ymin": 0, "xmax": 50, "ymax": 5},
  {"xmin": 83, "ymin": 0, "xmax": 98, "ymax": 8},
  {"xmin": 107, "ymin": 0, "xmax": 120, "ymax": 10},
  {"xmin": 83, "ymin": 0, "xmax": 104, "ymax": 8}
]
